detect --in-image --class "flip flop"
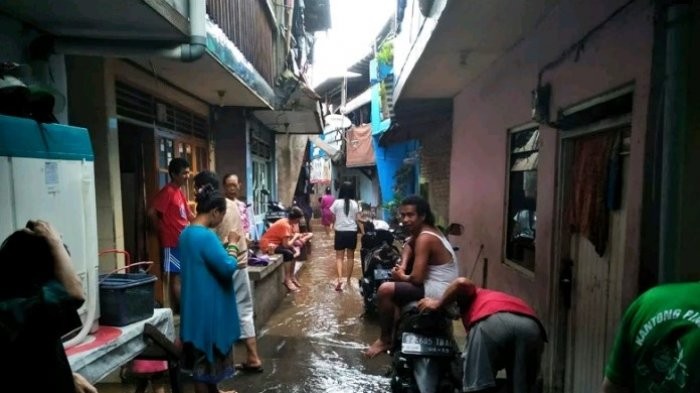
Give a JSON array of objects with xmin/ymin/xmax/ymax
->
[
  {"xmin": 284, "ymin": 281, "xmax": 300, "ymax": 292},
  {"xmin": 235, "ymin": 363, "xmax": 264, "ymax": 373}
]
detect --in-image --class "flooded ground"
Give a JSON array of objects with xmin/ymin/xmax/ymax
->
[
  {"xmin": 224, "ymin": 231, "xmax": 390, "ymax": 393},
  {"xmin": 98, "ymin": 227, "xmax": 393, "ymax": 393}
]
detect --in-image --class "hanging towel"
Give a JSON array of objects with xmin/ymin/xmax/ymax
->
[
  {"xmin": 345, "ymin": 124, "xmax": 376, "ymax": 167},
  {"xmin": 566, "ymin": 131, "xmax": 617, "ymax": 257}
]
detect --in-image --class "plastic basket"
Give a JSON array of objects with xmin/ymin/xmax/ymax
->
[{"xmin": 99, "ymin": 273, "xmax": 157, "ymax": 327}]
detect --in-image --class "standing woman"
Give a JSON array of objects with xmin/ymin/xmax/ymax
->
[
  {"xmin": 330, "ymin": 181, "xmax": 361, "ymax": 291},
  {"xmin": 320, "ymin": 186, "xmax": 335, "ymax": 237},
  {"xmin": 179, "ymin": 185, "xmax": 242, "ymax": 393}
]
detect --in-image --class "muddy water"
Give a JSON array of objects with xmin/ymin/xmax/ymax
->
[
  {"xmin": 224, "ymin": 232, "xmax": 390, "ymax": 392},
  {"xmin": 97, "ymin": 229, "xmax": 391, "ymax": 393}
]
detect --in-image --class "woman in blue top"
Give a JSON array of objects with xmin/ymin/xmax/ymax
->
[{"xmin": 179, "ymin": 184, "xmax": 242, "ymax": 393}]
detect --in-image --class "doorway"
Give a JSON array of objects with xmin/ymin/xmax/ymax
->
[
  {"xmin": 119, "ymin": 121, "xmax": 152, "ymax": 264},
  {"xmin": 554, "ymin": 121, "xmax": 630, "ymax": 393}
]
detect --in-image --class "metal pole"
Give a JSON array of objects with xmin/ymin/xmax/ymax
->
[{"xmin": 659, "ymin": 2, "xmax": 690, "ymax": 283}]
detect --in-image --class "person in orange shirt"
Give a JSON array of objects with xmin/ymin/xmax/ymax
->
[{"xmin": 260, "ymin": 207, "xmax": 304, "ymax": 292}]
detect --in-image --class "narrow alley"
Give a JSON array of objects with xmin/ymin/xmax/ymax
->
[
  {"xmin": 98, "ymin": 225, "xmax": 392, "ymax": 393},
  {"xmin": 224, "ymin": 228, "xmax": 389, "ymax": 393},
  {"xmin": 2, "ymin": 1, "xmax": 700, "ymax": 392}
]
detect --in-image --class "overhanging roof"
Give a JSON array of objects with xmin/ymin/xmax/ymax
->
[
  {"xmin": 253, "ymin": 73, "xmax": 324, "ymax": 134},
  {"xmin": 0, "ymin": 0, "xmax": 189, "ymax": 41},
  {"xmin": 129, "ymin": 18, "xmax": 276, "ymax": 108},
  {"xmin": 2, "ymin": 0, "xmax": 277, "ymax": 109},
  {"xmin": 394, "ymin": 0, "xmax": 559, "ymax": 101},
  {"xmin": 253, "ymin": 109, "xmax": 323, "ymax": 135}
]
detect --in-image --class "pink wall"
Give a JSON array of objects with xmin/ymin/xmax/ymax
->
[{"xmin": 449, "ymin": 0, "xmax": 653, "ymax": 327}]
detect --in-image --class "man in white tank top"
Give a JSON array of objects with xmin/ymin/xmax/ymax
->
[{"xmin": 364, "ymin": 195, "xmax": 459, "ymax": 358}]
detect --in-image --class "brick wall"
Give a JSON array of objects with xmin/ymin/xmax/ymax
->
[{"xmin": 420, "ymin": 121, "xmax": 452, "ymax": 226}]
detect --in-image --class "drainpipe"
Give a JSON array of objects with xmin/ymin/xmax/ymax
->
[
  {"xmin": 658, "ymin": 2, "xmax": 690, "ymax": 283},
  {"xmin": 56, "ymin": 0, "xmax": 203, "ymax": 350},
  {"xmin": 30, "ymin": 0, "xmax": 206, "ymax": 62}
]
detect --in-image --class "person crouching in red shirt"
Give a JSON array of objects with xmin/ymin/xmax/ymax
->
[{"xmin": 418, "ymin": 277, "xmax": 547, "ymax": 393}]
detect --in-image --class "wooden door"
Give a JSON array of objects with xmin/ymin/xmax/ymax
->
[
  {"xmin": 149, "ymin": 132, "xmax": 208, "ymax": 306},
  {"xmin": 557, "ymin": 126, "xmax": 629, "ymax": 393}
]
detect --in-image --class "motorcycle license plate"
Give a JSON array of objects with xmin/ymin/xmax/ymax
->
[
  {"xmin": 401, "ymin": 332, "xmax": 455, "ymax": 356},
  {"xmin": 373, "ymin": 268, "xmax": 392, "ymax": 280}
]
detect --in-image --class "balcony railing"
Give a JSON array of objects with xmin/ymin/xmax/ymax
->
[{"xmin": 207, "ymin": 0, "xmax": 276, "ymax": 85}]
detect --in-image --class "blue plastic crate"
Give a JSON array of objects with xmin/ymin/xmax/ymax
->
[{"xmin": 99, "ymin": 273, "xmax": 157, "ymax": 327}]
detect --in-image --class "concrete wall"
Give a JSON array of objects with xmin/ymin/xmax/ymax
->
[
  {"xmin": 212, "ymin": 107, "xmax": 248, "ymax": 194},
  {"xmin": 66, "ymin": 58, "xmax": 212, "ymax": 270},
  {"xmin": 451, "ymin": 0, "xmax": 651, "ymax": 309},
  {"xmin": 420, "ymin": 122, "xmax": 451, "ymax": 226},
  {"xmin": 113, "ymin": 61, "xmax": 209, "ymax": 118},
  {"xmin": 0, "ymin": 14, "xmax": 68, "ymax": 124},
  {"xmin": 335, "ymin": 167, "xmax": 378, "ymax": 208},
  {"xmin": 66, "ymin": 57, "xmax": 124, "ymax": 271},
  {"xmin": 276, "ymin": 134, "xmax": 309, "ymax": 206},
  {"xmin": 448, "ymin": 1, "xmax": 653, "ymax": 386}
]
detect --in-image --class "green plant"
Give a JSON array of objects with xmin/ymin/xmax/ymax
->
[
  {"xmin": 382, "ymin": 162, "xmax": 415, "ymax": 223},
  {"xmin": 377, "ymin": 40, "xmax": 394, "ymax": 66}
]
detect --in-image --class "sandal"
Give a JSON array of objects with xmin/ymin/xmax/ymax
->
[
  {"xmin": 235, "ymin": 362, "xmax": 264, "ymax": 373},
  {"xmin": 284, "ymin": 281, "xmax": 300, "ymax": 292},
  {"xmin": 335, "ymin": 281, "xmax": 343, "ymax": 292}
]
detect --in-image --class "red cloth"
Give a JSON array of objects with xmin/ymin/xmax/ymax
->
[
  {"xmin": 566, "ymin": 131, "xmax": 617, "ymax": 256},
  {"xmin": 151, "ymin": 183, "xmax": 189, "ymax": 247},
  {"xmin": 462, "ymin": 288, "xmax": 539, "ymax": 328}
]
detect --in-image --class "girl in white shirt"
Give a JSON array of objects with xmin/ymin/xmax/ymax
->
[{"xmin": 330, "ymin": 181, "xmax": 361, "ymax": 291}]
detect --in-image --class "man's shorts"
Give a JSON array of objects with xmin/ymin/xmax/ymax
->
[
  {"xmin": 163, "ymin": 247, "xmax": 182, "ymax": 274},
  {"xmin": 462, "ymin": 312, "xmax": 544, "ymax": 393}
]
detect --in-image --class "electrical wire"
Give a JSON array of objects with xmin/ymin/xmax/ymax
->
[{"xmin": 537, "ymin": 0, "xmax": 636, "ymax": 86}]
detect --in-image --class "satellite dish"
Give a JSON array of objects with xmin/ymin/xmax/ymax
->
[{"xmin": 324, "ymin": 114, "xmax": 351, "ymax": 129}]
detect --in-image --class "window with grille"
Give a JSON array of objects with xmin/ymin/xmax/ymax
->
[{"xmin": 504, "ymin": 127, "xmax": 539, "ymax": 271}]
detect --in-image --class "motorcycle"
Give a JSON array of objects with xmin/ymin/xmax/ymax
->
[
  {"xmin": 389, "ymin": 223, "xmax": 466, "ymax": 393},
  {"xmin": 390, "ymin": 306, "xmax": 462, "ymax": 393},
  {"xmin": 260, "ymin": 189, "xmax": 287, "ymax": 229},
  {"xmin": 359, "ymin": 232, "xmax": 400, "ymax": 316}
]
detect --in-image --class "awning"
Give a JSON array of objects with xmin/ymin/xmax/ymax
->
[
  {"xmin": 253, "ymin": 73, "xmax": 324, "ymax": 134},
  {"xmin": 253, "ymin": 108, "xmax": 323, "ymax": 134}
]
